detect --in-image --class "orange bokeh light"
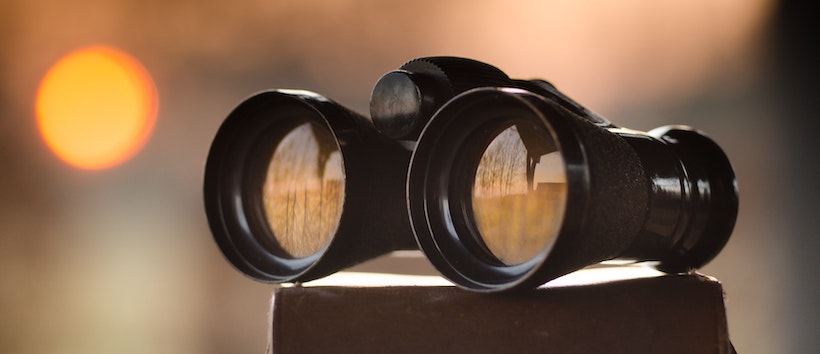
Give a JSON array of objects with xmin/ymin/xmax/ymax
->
[{"xmin": 35, "ymin": 46, "xmax": 158, "ymax": 170}]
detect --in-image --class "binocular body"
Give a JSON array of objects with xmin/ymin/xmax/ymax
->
[{"xmin": 204, "ymin": 57, "xmax": 738, "ymax": 292}]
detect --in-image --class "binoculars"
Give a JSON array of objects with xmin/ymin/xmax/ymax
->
[{"xmin": 204, "ymin": 57, "xmax": 738, "ymax": 292}]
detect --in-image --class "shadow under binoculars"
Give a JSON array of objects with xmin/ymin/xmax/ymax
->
[{"xmin": 204, "ymin": 57, "xmax": 738, "ymax": 292}]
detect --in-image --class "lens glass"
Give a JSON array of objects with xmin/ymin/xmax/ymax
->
[
  {"xmin": 471, "ymin": 122, "xmax": 566, "ymax": 265},
  {"xmin": 262, "ymin": 122, "xmax": 344, "ymax": 258}
]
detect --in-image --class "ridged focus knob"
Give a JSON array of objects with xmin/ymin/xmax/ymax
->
[{"xmin": 369, "ymin": 57, "xmax": 512, "ymax": 140}]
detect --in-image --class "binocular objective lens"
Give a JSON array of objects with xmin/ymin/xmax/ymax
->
[
  {"xmin": 261, "ymin": 121, "xmax": 345, "ymax": 258},
  {"xmin": 471, "ymin": 122, "xmax": 567, "ymax": 265}
]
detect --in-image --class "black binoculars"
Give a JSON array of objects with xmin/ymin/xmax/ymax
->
[{"xmin": 204, "ymin": 57, "xmax": 738, "ymax": 292}]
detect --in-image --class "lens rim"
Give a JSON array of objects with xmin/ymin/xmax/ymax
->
[
  {"xmin": 408, "ymin": 87, "xmax": 590, "ymax": 292},
  {"xmin": 204, "ymin": 90, "xmax": 357, "ymax": 283}
]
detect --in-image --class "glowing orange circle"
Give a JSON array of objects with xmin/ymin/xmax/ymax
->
[{"xmin": 35, "ymin": 46, "xmax": 158, "ymax": 170}]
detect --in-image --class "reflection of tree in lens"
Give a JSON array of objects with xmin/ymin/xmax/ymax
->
[
  {"xmin": 472, "ymin": 125, "xmax": 566, "ymax": 265},
  {"xmin": 262, "ymin": 122, "xmax": 344, "ymax": 258}
]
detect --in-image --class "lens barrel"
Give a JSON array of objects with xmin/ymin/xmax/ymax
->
[
  {"xmin": 408, "ymin": 87, "xmax": 737, "ymax": 292},
  {"xmin": 204, "ymin": 90, "xmax": 416, "ymax": 283}
]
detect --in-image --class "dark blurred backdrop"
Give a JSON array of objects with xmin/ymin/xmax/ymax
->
[{"xmin": 1, "ymin": 1, "xmax": 817, "ymax": 353}]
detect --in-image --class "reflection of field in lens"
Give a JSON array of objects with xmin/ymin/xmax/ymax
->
[
  {"xmin": 473, "ymin": 183, "xmax": 566, "ymax": 265},
  {"xmin": 262, "ymin": 122, "xmax": 344, "ymax": 258},
  {"xmin": 472, "ymin": 124, "xmax": 566, "ymax": 265},
  {"xmin": 264, "ymin": 180, "xmax": 343, "ymax": 258}
]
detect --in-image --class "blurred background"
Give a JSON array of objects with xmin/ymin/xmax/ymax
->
[{"xmin": 1, "ymin": 0, "xmax": 817, "ymax": 353}]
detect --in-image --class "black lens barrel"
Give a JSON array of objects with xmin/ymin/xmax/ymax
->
[
  {"xmin": 408, "ymin": 87, "xmax": 737, "ymax": 291},
  {"xmin": 204, "ymin": 90, "xmax": 416, "ymax": 283}
]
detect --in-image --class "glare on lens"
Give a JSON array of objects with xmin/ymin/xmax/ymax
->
[
  {"xmin": 471, "ymin": 124, "xmax": 567, "ymax": 265},
  {"xmin": 262, "ymin": 122, "xmax": 345, "ymax": 258}
]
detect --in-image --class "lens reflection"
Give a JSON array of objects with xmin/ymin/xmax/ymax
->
[
  {"xmin": 471, "ymin": 124, "xmax": 566, "ymax": 265},
  {"xmin": 262, "ymin": 122, "xmax": 344, "ymax": 258}
]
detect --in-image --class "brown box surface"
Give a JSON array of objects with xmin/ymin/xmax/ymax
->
[{"xmin": 270, "ymin": 273, "xmax": 733, "ymax": 353}]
